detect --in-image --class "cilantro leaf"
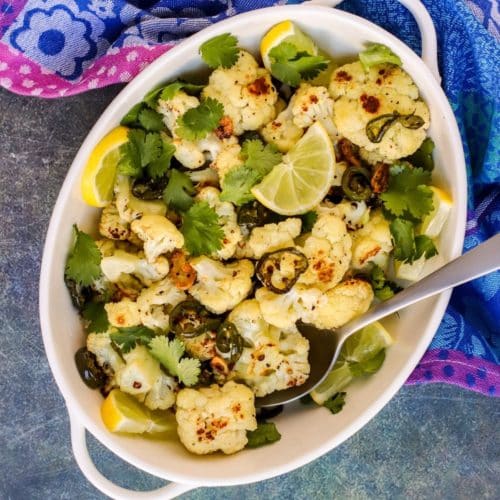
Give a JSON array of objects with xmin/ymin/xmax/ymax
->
[
  {"xmin": 415, "ymin": 235, "xmax": 438, "ymax": 260},
  {"xmin": 110, "ymin": 326, "xmax": 156, "ymax": 354},
  {"xmin": 300, "ymin": 211, "xmax": 318, "ymax": 233},
  {"xmin": 176, "ymin": 98, "xmax": 224, "ymax": 141},
  {"xmin": 159, "ymin": 81, "xmax": 205, "ymax": 101},
  {"xmin": 369, "ymin": 265, "xmax": 401, "ymax": 301},
  {"xmin": 163, "ymin": 169, "xmax": 195, "ymax": 212},
  {"xmin": 65, "ymin": 225, "xmax": 102, "ymax": 286},
  {"xmin": 246, "ymin": 422, "xmax": 281, "ymax": 448},
  {"xmin": 146, "ymin": 138, "xmax": 175, "ymax": 179},
  {"xmin": 148, "ymin": 336, "xmax": 200, "ymax": 386},
  {"xmin": 220, "ymin": 165, "xmax": 261, "ymax": 206},
  {"xmin": 117, "ymin": 130, "xmax": 142, "ymax": 177},
  {"xmin": 138, "ymin": 108, "xmax": 165, "ymax": 132},
  {"xmin": 390, "ymin": 218, "xmax": 416, "ymax": 263},
  {"xmin": 323, "ymin": 392, "xmax": 347, "ymax": 414},
  {"xmin": 120, "ymin": 102, "xmax": 143, "ymax": 126},
  {"xmin": 141, "ymin": 132, "xmax": 163, "ymax": 167},
  {"xmin": 349, "ymin": 349, "xmax": 386, "ymax": 377},
  {"xmin": 380, "ymin": 163, "xmax": 434, "ymax": 220},
  {"xmin": 82, "ymin": 302, "xmax": 109, "ymax": 334},
  {"xmin": 181, "ymin": 201, "xmax": 225, "ymax": 256},
  {"xmin": 405, "ymin": 137, "xmax": 435, "ymax": 171},
  {"xmin": 269, "ymin": 42, "xmax": 329, "ymax": 86},
  {"xmin": 359, "ymin": 43, "xmax": 402, "ymax": 71},
  {"xmin": 200, "ymin": 33, "xmax": 239, "ymax": 69},
  {"xmin": 241, "ymin": 139, "xmax": 282, "ymax": 176}
]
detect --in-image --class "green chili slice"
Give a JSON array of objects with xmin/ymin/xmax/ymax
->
[
  {"xmin": 216, "ymin": 321, "xmax": 244, "ymax": 363},
  {"xmin": 341, "ymin": 166, "xmax": 372, "ymax": 201},
  {"xmin": 256, "ymin": 247, "xmax": 308, "ymax": 294},
  {"xmin": 366, "ymin": 111, "xmax": 425, "ymax": 143},
  {"xmin": 169, "ymin": 300, "xmax": 221, "ymax": 339},
  {"xmin": 74, "ymin": 347, "xmax": 107, "ymax": 389}
]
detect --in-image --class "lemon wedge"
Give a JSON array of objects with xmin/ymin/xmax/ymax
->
[
  {"xmin": 101, "ymin": 389, "xmax": 176, "ymax": 434},
  {"xmin": 311, "ymin": 322, "xmax": 392, "ymax": 405},
  {"xmin": 81, "ymin": 126, "xmax": 129, "ymax": 207},
  {"xmin": 419, "ymin": 186, "xmax": 452, "ymax": 238},
  {"xmin": 251, "ymin": 121, "xmax": 335, "ymax": 215}
]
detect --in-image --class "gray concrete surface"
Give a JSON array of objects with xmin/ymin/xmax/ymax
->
[{"xmin": 0, "ymin": 87, "xmax": 498, "ymax": 499}]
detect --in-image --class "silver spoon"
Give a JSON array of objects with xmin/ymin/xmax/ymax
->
[{"xmin": 257, "ymin": 233, "xmax": 500, "ymax": 408}]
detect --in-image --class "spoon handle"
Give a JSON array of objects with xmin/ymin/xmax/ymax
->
[{"xmin": 339, "ymin": 233, "xmax": 500, "ymax": 339}]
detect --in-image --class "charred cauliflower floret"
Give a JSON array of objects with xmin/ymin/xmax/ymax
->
[
  {"xmin": 189, "ymin": 256, "xmax": 254, "ymax": 315},
  {"xmin": 210, "ymin": 141, "xmax": 243, "ymax": 184},
  {"xmin": 301, "ymin": 278, "xmax": 374, "ymax": 329},
  {"xmin": 99, "ymin": 203, "xmax": 130, "ymax": 241},
  {"xmin": 114, "ymin": 175, "xmax": 167, "ymax": 223},
  {"xmin": 105, "ymin": 298, "xmax": 141, "ymax": 328},
  {"xmin": 131, "ymin": 215, "xmax": 184, "ymax": 263},
  {"xmin": 101, "ymin": 249, "xmax": 170, "ymax": 286},
  {"xmin": 136, "ymin": 277, "xmax": 186, "ymax": 331},
  {"xmin": 329, "ymin": 62, "xmax": 430, "ymax": 161},
  {"xmin": 297, "ymin": 213, "xmax": 352, "ymax": 291},
  {"xmin": 351, "ymin": 210, "xmax": 393, "ymax": 270},
  {"xmin": 144, "ymin": 372, "xmax": 178, "ymax": 410},
  {"xmin": 255, "ymin": 284, "xmax": 322, "ymax": 331},
  {"xmin": 175, "ymin": 381, "xmax": 257, "ymax": 455},
  {"xmin": 195, "ymin": 187, "xmax": 242, "ymax": 260},
  {"xmin": 290, "ymin": 83, "xmax": 338, "ymax": 139},
  {"xmin": 87, "ymin": 331, "xmax": 125, "ymax": 384},
  {"xmin": 203, "ymin": 50, "xmax": 278, "ymax": 135},
  {"xmin": 228, "ymin": 301, "xmax": 310, "ymax": 397},
  {"xmin": 260, "ymin": 103, "xmax": 304, "ymax": 153},
  {"xmin": 318, "ymin": 200, "xmax": 370, "ymax": 231},
  {"xmin": 246, "ymin": 218, "xmax": 302, "ymax": 259}
]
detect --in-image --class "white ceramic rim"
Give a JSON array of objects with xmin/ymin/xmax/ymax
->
[{"xmin": 39, "ymin": 2, "xmax": 467, "ymax": 490}]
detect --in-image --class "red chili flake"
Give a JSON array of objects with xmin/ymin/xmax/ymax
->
[
  {"xmin": 215, "ymin": 116, "xmax": 234, "ymax": 140},
  {"xmin": 379, "ymin": 69, "xmax": 386, "ymax": 75},
  {"xmin": 309, "ymin": 94, "xmax": 319, "ymax": 103},
  {"xmin": 376, "ymin": 78, "xmax": 382, "ymax": 85},
  {"xmin": 258, "ymin": 354, "xmax": 265, "ymax": 361},
  {"xmin": 247, "ymin": 77, "xmax": 270, "ymax": 96},
  {"xmin": 133, "ymin": 381, "xmax": 142, "ymax": 389}
]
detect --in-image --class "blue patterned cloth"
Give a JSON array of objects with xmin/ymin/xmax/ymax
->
[{"xmin": 0, "ymin": 0, "xmax": 498, "ymax": 393}]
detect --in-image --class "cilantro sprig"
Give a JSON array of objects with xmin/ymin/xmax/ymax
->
[
  {"xmin": 149, "ymin": 336, "xmax": 200, "ymax": 386},
  {"xmin": 380, "ymin": 163, "xmax": 434, "ymax": 220},
  {"xmin": 269, "ymin": 42, "xmax": 329, "ymax": 87},
  {"xmin": 359, "ymin": 43, "xmax": 402, "ymax": 71},
  {"xmin": 181, "ymin": 201, "xmax": 225, "ymax": 256},
  {"xmin": 65, "ymin": 225, "xmax": 102, "ymax": 286},
  {"xmin": 323, "ymin": 392, "xmax": 347, "ymax": 414},
  {"xmin": 82, "ymin": 302, "xmax": 109, "ymax": 334},
  {"xmin": 200, "ymin": 33, "xmax": 239, "ymax": 69},
  {"xmin": 220, "ymin": 139, "xmax": 282, "ymax": 205},
  {"xmin": 163, "ymin": 169, "xmax": 196, "ymax": 212},
  {"xmin": 176, "ymin": 98, "xmax": 224, "ymax": 141},
  {"xmin": 246, "ymin": 422, "xmax": 281, "ymax": 448},
  {"xmin": 370, "ymin": 265, "xmax": 402, "ymax": 301},
  {"xmin": 110, "ymin": 326, "xmax": 157, "ymax": 354},
  {"xmin": 390, "ymin": 218, "xmax": 438, "ymax": 264}
]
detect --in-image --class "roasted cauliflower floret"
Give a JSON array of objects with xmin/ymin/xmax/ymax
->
[
  {"xmin": 329, "ymin": 62, "xmax": 430, "ymax": 161},
  {"xmin": 131, "ymin": 215, "xmax": 184, "ymax": 263},
  {"xmin": 210, "ymin": 140, "xmax": 243, "ymax": 184},
  {"xmin": 229, "ymin": 302, "xmax": 310, "ymax": 397},
  {"xmin": 105, "ymin": 298, "xmax": 141, "ymax": 328},
  {"xmin": 301, "ymin": 278, "xmax": 374, "ymax": 329},
  {"xmin": 87, "ymin": 331, "xmax": 125, "ymax": 380},
  {"xmin": 203, "ymin": 50, "xmax": 278, "ymax": 135},
  {"xmin": 297, "ymin": 214, "xmax": 352, "ymax": 291},
  {"xmin": 99, "ymin": 203, "xmax": 130, "ymax": 240},
  {"xmin": 184, "ymin": 331, "xmax": 217, "ymax": 361},
  {"xmin": 144, "ymin": 372, "xmax": 178, "ymax": 410},
  {"xmin": 351, "ymin": 210, "xmax": 393, "ymax": 270},
  {"xmin": 246, "ymin": 218, "xmax": 302, "ymax": 259},
  {"xmin": 136, "ymin": 277, "xmax": 186, "ymax": 331},
  {"xmin": 318, "ymin": 200, "xmax": 370, "ymax": 231},
  {"xmin": 255, "ymin": 284, "xmax": 322, "ymax": 331},
  {"xmin": 175, "ymin": 381, "xmax": 257, "ymax": 455},
  {"xmin": 101, "ymin": 249, "xmax": 169, "ymax": 286},
  {"xmin": 189, "ymin": 256, "xmax": 254, "ymax": 315},
  {"xmin": 290, "ymin": 83, "xmax": 338, "ymax": 139},
  {"xmin": 157, "ymin": 90, "xmax": 199, "ymax": 132},
  {"xmin": 114, "ymin": 175, "xmax": 166, "ymax": 223},
  {"xmin": 195, "ymin": 187, "xmax": 242, "ymax": 260},
  {"xmin": 260, "ymin": 104, "xmax": 303, "ymax": 153}
]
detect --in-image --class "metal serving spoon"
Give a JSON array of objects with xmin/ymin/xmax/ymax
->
[{"xmin": 257, "ymin": 233, "xmax": 500, "ymax": 408}]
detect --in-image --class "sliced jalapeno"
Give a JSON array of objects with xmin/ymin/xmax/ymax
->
[
  {"xmin": 169, "ymin": 300, "xmax": 221, "ymax": 339},
  {"xmin": 366, "ymin": 111, "xmax": 425, "ymax": 143},
  {"xmin": 237, "ymin": 200, "xmax": 284, "ymax": 231},
  {"xmin": 341, "ymin": 166, "xmax": 372, "ymax": 201},
  {"xmin": 74, "ymin": 347, "xmax": 107, "ymax": 389},
  {"xmin": 256, "ymin": 247, "xmax": 308, "ymax": 294},
  {"xmin": 216, "ymin": 321, "xmax": 244, "ymax": 363},
  {"xmin": 132, "ymin": 175, "xmax": 168, "ymax": 200}
]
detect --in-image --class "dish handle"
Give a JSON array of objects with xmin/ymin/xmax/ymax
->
[
  {"xmin": 68, "ymin": 410, "xmax": 199, "ymax": 500},
  {"xmin": 304, "ymin": 0, "xmax": 441, "ymax": 83}
]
